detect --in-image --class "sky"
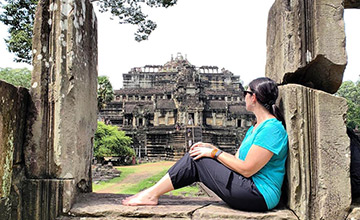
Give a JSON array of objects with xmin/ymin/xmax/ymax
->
[{"xmin": 0, "ymin": 0, "xmax": 359, "ymax": 90}]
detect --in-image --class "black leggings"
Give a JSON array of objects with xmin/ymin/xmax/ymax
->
[{"xmin": 168, "ymin": 153, "xmax": 268, "ymax": 212}]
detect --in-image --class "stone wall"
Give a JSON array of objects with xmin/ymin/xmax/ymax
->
[
  {"xmin": 279, "ymin": 84, "xmax": 350, "ymax": 220},
  {"xmin": 0, "ymin": 80, "xmax": 30, "ymax": 220}
]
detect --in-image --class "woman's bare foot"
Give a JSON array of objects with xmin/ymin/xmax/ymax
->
[
  {"xmin": 122, "ymin": 190, "xmax": 159, "ymax": 206},
  {"xmin": 122, "ymin": 173, "xmax": 174, "ymax": 206}
]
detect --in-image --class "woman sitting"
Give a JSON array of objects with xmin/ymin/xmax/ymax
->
[{"xmin": 122, "ymin": 77, "xmax": 288, "ymax": 211}]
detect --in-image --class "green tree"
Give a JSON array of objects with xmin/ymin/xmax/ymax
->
[
  {"xmin": 94, "ymin": 121, "xmax": 134, "ymax": 159},
  {"xmin": 97, "ymin": 76, "xmax": 114, "ymax": 110},
  {"xmin": 336, "ymin": 79, "xmax": 360, "ymax": 129},
  {"xmin": 0, "ymin": 0, "xmax": 178, "ymax": 64},
  {"xmin": 0, "ymin": 0, "xmax": 37, "ymax": 64},
  {"xmin": 0, "ymin": 67, "xmax": 31, "ymax": 88}
]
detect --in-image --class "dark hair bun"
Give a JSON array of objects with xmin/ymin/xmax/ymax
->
[{"xmin": 249, "ymin": 77, "xmax": 285, "ymax": 127}]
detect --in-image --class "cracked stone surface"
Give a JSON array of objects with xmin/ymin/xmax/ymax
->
[
  {"xmin": 266, "ymin": 0, "xmax": 347, "ymax": 94},
  {"xmin": 279, "ymin": 84, "xmax": 351, "ymax": 220},
  {"xmin": 57, "ymin": 193, "xmax": 298, "ymax": 219}
]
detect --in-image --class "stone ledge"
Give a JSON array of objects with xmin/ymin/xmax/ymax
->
[
  {"xmin": 193, "ymin": 203, "xmax": 297, "ymax": 220},
  {"xmin": 58, "ymin": 193, "xmax": 298, "ymax": 219},
  {"xmin": 347, "ymin": 203, "xmax": 360, "ymax": 220}
]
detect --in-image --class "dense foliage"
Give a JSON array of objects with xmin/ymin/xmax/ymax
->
[
  {"xmin": 97, "ymin": 76, "xmax": 114, "ymax": 110},
  {"xmin": 0, "ymin": 0, "xmax": 177, "ymax": 64},
  {"xmin": 0, "ymin": 0, "xmax": 37, "ymax": 63},
  {"xmin": 94, "ymin": 121, "xmax": 134, "ymax": 159},
  {"xmin": 336, "ymin": 79, "xmax": 360, "ymax": 130},
  {"xmin": 0, "ymin": 67, "xmax": 31, "ymax": 88},
  {"xmin": 95, "ymin": 0, "xmax": 177, "ymax": 41}
]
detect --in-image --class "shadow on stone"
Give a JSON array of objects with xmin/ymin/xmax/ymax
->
[{"xmin": 283, "ymin": 55, "xmax": 345, "ymax": 94}]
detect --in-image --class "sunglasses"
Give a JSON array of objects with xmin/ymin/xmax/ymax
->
[{"xmin": 243, "ymin": 90, "xmax": 254, "ymax": 98}]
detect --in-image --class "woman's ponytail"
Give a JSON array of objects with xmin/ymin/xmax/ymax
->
[
  {"xmin": 272, "ymin": 104, "xmax": 286, "ymax": 128},
  {"xmin": 249, "ymin": 77, "xmax": 286, "ymax": 128}
]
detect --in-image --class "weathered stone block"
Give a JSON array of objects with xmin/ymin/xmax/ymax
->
[
  {"xmin": 25, "ymin": 0, "xmax": 97, "ymax": 190},
  {"xmin": 22, "ymin": 179, "xmax": 75, "ymax": 220},
  {"xmin": 0, "ymin": 80, "xmax": 29, "ymax": 220},
  {"xmin": 279, "ymin": 84, "xmax": 351, "ymax": 220},
  {"xmin": 0, "ymin": 81, "xmax": 29, "ymax": 198},
  {"xmin": 266, "ymin": 0, "xmax": 347, "ymax": 94}
]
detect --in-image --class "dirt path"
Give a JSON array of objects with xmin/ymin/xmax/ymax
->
[{"xmin": 95, "ymin": 161, "xmax": 175, "ymax": 194}]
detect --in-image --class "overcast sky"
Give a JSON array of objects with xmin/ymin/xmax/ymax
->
[{"xmin": 0, "ymin": 0, "xmax": 359, "ymax": 89}]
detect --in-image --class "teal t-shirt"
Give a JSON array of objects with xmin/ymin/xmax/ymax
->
[{"xmin": 238, "ymin": 118, "xmax": 288, "ymax": 210}]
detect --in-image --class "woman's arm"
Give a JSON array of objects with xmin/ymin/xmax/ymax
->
[
  {"xmin": 217, "ymin": 145, "xmax": 273, "ymax": 177},
  {"xmin": 189, "ymin": 142, "xmax": 273, "ymax": 178}
]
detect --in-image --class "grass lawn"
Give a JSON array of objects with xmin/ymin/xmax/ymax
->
[
  {"xmin": 92, "ymin": 166, "xmax": 135, "ymax": 191},
  {"xmin": 117, "ymin": 168, "xmax": 201, "ymax": 197},
  {"xmin": 93, "ymin": 161, "xmax": 203, "ymax": 197}
]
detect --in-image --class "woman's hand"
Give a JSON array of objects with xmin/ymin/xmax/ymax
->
[{"xmin": 189, "ymin": 142, "xmax": 217, "ymax": 160}]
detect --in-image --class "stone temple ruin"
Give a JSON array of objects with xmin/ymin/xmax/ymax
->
[
  {"xmin": 1, "ymin": 0, "xmax": 360, "ymax": 219},
  {"xmin": 99, "ymin": 53, "xmax": 254, "ymax": 160}
]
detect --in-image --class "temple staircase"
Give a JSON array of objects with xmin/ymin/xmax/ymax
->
[
  {"xmin": 171, "ymin": 131, "xmax": 186, "ymax": 160},
  {"xmin": 146, "ymin": 134, "xmax": 168, "ymax": 160}
]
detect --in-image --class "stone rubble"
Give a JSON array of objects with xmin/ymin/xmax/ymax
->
[{"xmin": 92, "ymin": 163, "xmax": 121, "ymax": 183}]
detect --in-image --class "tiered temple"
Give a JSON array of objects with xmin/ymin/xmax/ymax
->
[{"xmin": 99, "ymin": 53, "xmax": 254, "ymax": 160}]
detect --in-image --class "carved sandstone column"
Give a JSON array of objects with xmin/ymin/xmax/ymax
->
[
  {"xmin": 154, "ymin": 112, "xmax": 160, "ymax": 126},
  {"xmin": 24, "ymin": 0, "xmax": 97, "ymax": 218},
  {"xmin": 279, "ymin": 84, "xmax": 351, "ymax": 220},
  {"xmin": 165, "ymin": 112, "xmax": 169, "ymax": 125},
  {"xmin": 267, "ymin": 1, "xmax": 351, "ymax": 219},
  {"xmin": 194, "ymin": 112, "xmax": 199, "ymax": 126}
]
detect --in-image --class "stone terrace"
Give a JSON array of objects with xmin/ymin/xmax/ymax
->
[{"xmin": 57, "ymin": 193, "xmax": 297, "ymax": 220}]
